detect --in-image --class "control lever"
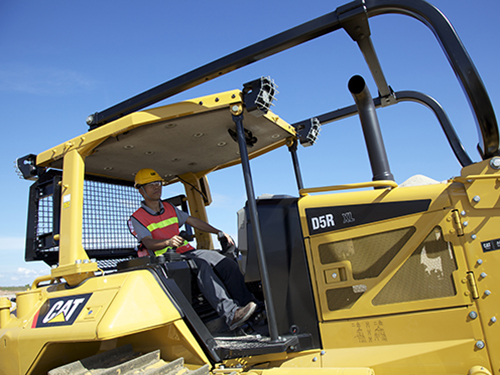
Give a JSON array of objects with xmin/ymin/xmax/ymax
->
[
  {"xmin": 170, "ymin": 230, "xmax": 193, "ymax": 252},
  {"xmin": 179, "ymin": 230, "xmax": 193, "ymax": 241},
  {"xmin": 218, "ymin": 232, "xmax": 238, "ymax": 260}
]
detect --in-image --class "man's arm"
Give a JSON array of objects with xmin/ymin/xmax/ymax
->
[{"xmin": 186, "ymin": 216, "xmax": 234, "ymax": 245}]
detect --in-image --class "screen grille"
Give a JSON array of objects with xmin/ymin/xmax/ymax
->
[
  {"xmin": 319, "ymin": 227, "xmax": 415, "ymax": 280},
  {"xmin": 373, "ymin": 226, "xmax": 457, "ymax": 305}
]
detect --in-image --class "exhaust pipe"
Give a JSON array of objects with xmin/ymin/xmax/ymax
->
[{"xmin": 349, "ymin": 75, "xmax": 394, "ymax": 183}]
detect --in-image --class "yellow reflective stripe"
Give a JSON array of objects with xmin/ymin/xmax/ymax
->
[
  {"xmin": 146, "ymin": 217, "xmax": 178, "ymax": 232},
  {"xmin": 154, "ymin": 240, "xmax": 189, "ymax": 256},
  {"xmin": 155, "ymin": 247, "xmax": 169, "ymax": 256}
]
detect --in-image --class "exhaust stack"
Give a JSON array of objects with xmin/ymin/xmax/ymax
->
[{"xmin": 349, "ymin": 75, "xmax": 394, "ymax": 183}]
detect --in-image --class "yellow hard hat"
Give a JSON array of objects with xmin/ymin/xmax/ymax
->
[{"xmin": 134, "ymin": 168, "xmax": 164, "ymax": 188}]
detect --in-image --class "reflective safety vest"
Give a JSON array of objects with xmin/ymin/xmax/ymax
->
[{"xmin": 130, "ymin": 201, "xmax": 194, "ymax": 255}]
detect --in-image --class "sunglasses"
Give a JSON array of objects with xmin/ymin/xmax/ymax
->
[{"xmin": 143, "ymin": 181, "xmax": 162, "ymax": 188}]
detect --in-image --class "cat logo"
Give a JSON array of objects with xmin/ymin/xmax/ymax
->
[{"xmin": 33, "ymin": 293, "xmax": 91, "ymax": 328}]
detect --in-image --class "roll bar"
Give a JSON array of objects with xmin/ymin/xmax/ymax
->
[{"xmin": 86, "ymin": 0, "xmax": 498, "ymax": 160}]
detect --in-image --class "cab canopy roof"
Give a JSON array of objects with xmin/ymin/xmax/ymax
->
[{"xmin": 37, "ymin": 88, "xmax": 296, "ymax": 183}]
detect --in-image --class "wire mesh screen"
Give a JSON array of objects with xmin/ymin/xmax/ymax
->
[
  {"xmin": 37, "ymin": 195, "xmax": 54, "ymax": 236},
  {"xmin": 82, "ymin": 179, "xmax": 141, "ymax": 251},
  {"xmin": 372, "ymin": 226, "xmax": 457, "ymax": 305},
  {"xmin": 319, "ymin": 227, "xmax": 415, "ymax": 280},
  {"xmin": 326, "ymin": 286, "xmax": 364, "ymax": 311},
  {"xmin": 30, "ymin": 174, "xmax": 141, "ymax": 269}
]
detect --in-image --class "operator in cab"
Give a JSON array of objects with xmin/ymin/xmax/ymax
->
[{"xmin": 128, "ymin": 168, "xmax": 256, "ymax": 330}]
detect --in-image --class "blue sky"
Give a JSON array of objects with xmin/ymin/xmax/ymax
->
[{"xmin": 1, "ymin": 0, "xmax": 499, "ymax": 286}]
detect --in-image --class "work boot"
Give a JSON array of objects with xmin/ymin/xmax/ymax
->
[{"xmin": 229, "ymin": 302, "xmax": 257, "ymax": 330}]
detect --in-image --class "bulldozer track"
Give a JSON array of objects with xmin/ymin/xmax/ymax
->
[{"xmin": 48, "ymin": 344, "xmax": 209, "ymax": 375}]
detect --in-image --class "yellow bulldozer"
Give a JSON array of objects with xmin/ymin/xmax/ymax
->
[{"xmin": 2, "ymin": 0, "xmax": 499, "ymax": 374}]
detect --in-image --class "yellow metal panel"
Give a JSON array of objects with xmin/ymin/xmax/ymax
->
[
  {"xmin": 299, "ymin": 182, "xmax": 472, "ymax": 322},
  {"xmin": 114, "ymin": 320, "xmax": 211, "ymax": 367},
  {"xmin": 457, "ymin": 159, "xmax": 500, "ymax": 209},
  {"xmin": 320, "ymin": 308, "xmax": 490, "ymax": 374},
  {"xmin": 36, "ymin": 90, "xmax": 243, "ymax": 166},
  {"xmin": 247, "ymin": 368, "xmax": 373, "ymax": 375},
  {"xmin": 97, "ymin": 271, "xmax": 181, "ymax": 339},
  {"xmin": 1, "ymin": 270, "xmax": 187, "ymax": 374},
  {"xmin": 449, "ymin": 179, "xmax": 500, "ymax": 373},
  {"xmin": 36, "ymin": 89, "xmax": 295, "ymax": 172}
]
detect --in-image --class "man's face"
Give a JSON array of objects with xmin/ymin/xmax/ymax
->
[{"xmin": 141, "ymin": 181, "xmax": 162, "ymax": 200}]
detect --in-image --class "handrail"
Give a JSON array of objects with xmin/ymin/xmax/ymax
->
[
  {"xmin": 454, "ymin": 174, "xmax": 500, "ymax": 183},
  {"xmin": 300, "ymin": 180, "xmax": 398, "ymax": 195},
  {"xmin": 292, "ymin": 90, "xmax": 474, "ymax": 167},
  {"xmin": 31, "ymin": 275, "xmax": 61, "ymax": 290},
  {"xmin": 363, "ymin": 0, "xmax": 498, "ymax": 159}
]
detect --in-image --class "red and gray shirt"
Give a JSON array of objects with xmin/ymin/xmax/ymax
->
[{"xmin": 128, "ymin": 201, "xmax": 194, "ymax": 255}]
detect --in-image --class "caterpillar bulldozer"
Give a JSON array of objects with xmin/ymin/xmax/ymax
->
[{"xmin": 2, "ymin": 0, "xmax": 499, "ymax": 373}]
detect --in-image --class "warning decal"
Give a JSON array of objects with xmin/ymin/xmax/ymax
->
[{"xmin": 352, "ymin": 320, "xmax": 388, "ymax": 343}]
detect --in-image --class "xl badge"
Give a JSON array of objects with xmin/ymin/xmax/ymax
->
[{"xmin": 33, "ymin": 293, "xmax": 91, "ymax": 328}]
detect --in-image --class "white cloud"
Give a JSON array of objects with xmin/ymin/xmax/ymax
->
[
  {"xmin": 17, "ymin": 267, "xmax": 45, "ymax": 277},
  {"xmin": 1, "ymin": 266, "xmax": 49, "ymax": 287}
]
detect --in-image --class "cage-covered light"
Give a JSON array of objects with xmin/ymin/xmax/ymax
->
[{"xmin": 242, "ymin": 76, "xmax": 278, "ymax": 117}]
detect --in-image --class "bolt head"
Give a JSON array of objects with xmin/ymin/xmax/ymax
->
[
  {"xmin": 476, "ymin": 340, "xmax": 485, "ymax": 349},
  {"xmin": 473, "ymin": 196, "xmax": 481, "ymax": 203},
  {"xmin": 471, "ymin": 234, "xmax": 477, "ymax": 240},
  {"xmin": 490, "ymin": 157, "xmax": 500, "ymax": 169},
  {"xmin": 469, "ymin": 311, "xmax": 478, "ymax": 319}
]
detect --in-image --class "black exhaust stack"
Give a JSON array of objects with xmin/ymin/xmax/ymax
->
[{"xmin": 349, "ymin": 75, "xmax": 394, "ymax": 183}]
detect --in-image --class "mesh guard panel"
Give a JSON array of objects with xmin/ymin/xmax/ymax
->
[
  {"xmin": 31, "ymin": 174, "xmax": 141, "ymax": 270},
  {"xmin": 82, "ymin": 180, "xmax": 140, "ymax": 251},
  {"xmin": 373, "ymin": 226, "xmax": 457, "ymax": 305},
  {"xmin": 326, "ymin": 287, "xmax": 364, "ymax": 311},
  {"xmin": 319, "ymin": 227, "xmax": 415, "ymax": 280}
]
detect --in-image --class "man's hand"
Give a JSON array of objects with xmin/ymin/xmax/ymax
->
[
  {"xmin": 218, "ymin": 231, "xmax": 235, "ymax": 246},
  {"xmin": 167, "ymin": 235, "xmax": 185, "ymax": 248}
]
